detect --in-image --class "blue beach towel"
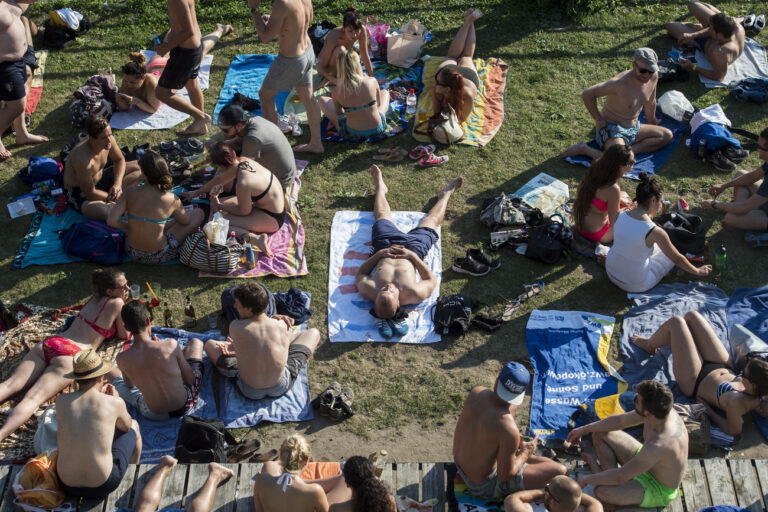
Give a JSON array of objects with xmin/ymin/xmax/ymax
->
[
  {"xmin": 526, "ymin": 310, "xmax": 626, "ymax": 440},
  {"xmin": 564, "ymin": 107, "xmax": 688, "ymax": 180}
]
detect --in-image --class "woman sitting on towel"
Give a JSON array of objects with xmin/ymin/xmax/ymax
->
[
  {"xmin": 318, "ymin": 48, "xmax": 390, "ymax": 139},
  {"xmin": 329, "ymin": 455, "xmax": 396, "ymax": 512},
  {"xmin": 631, "ymin": 311, "xmax": 768, "ymax": 436},
  {"xmin": 431, "ymin": 9, "xmax": 483, "ymax": 124},
  {"xmin": 317, "ymin": 7, "xmax": 374, "ymax": 86},
  {"xmin": 605, "ymin": 172, "xmax": 712, "ymax": 293},
  {"xmin": 116, "ymin": 24, "xmax": 232, "ymax": 113},
  {"xmin": 0, "ymin": 268, "xmax": 129, "ymax": 444},
  {"xmin": 572, "ymin": 145, "xmax": 636, "ymax": 244},
  {"xmin": 107, "ymin": 150, "xmax": 205, "ymax": 264},
  {"xmin": 208, "ymin": 142, "xmax": 282, "ymax": 257}
]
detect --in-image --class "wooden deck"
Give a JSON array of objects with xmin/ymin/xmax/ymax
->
[{"xmin": 0, "ymin": 459, "xmax": 766, "ymax": 512}]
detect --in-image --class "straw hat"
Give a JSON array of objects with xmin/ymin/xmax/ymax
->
[{"xmin": 63, "ymin": 348, "xmax": 114, "ymax": 380}]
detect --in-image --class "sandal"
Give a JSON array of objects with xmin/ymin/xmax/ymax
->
[
  {"xmin": 518, "ymin": 281, "xmax": 545, "ymax": 303},
  {"xmin": 409, "ymin": 144, "xmax": 435, "ymax": 160},
  {"xmin": 318, "ymin": 382, "xmax": 342, "ymax": 416},
  {"xmin": 373, "ymin": 147, "xmax": 407, "ymax": 162},
  {"xmin": 249, "ymin": 449, "xmax": 279, "ymax": 463},
  {"xmin": 330, "ymin": 387, "xmax": 354, "ymax": 420},
  {"xmin": 228, "ymin": 437, "xmax": 262, "ymax": 462},
  {"xmin": 418, "ymin": 154, "xmax": 449, "ymax": 167},
  {"xmin": 501, "ymin": 299, "xmax": 520, "ymax": 322}
]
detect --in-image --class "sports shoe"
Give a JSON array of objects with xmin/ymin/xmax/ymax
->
[
  {"xmin": 452, "ymin": 256, "xmax": 490, "ymax": 276},
  {"xmin": 377, "ymin": 318, "xmax": 393, "ymax": 338},
  {"xmin": 722, "ymin": 145, "xmax": 749, "ymax": 163},
  {"xmin": 409, "ymin": 144, "xmax": 435, "ymax": 160},
  {"xmin": 391, "ymin": 318, "xmax": 409, "ymax": 336},
  {"xmin": 279, "ymin": 117, "xmax": 292, "ymax": 134},
  {"xmin": 706, "ymin": 150, "xmax": 736, "ymax": 173},
  {"xmin": 318, "ymin": 381, "xmax": 342, "ymax": 416},
  {"xmin": 418, "ymin": 154, "xmax": 449, "ymax": 167},
  {"xmin": 467, "ymin": 247, "xmax": 500, "ymax": 269},
  {"xmin": 330, "ymin": 387, "xmax": 354, "ymax": 420}
]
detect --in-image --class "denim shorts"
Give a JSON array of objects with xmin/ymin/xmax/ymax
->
[{"xmin": 596, "ymin": 121, "xmax": 640, "ymax": 149}]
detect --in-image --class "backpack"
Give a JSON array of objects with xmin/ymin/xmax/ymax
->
[
  {"xmin": 12, "ymin": 450, "xmax": 70, "ymax": 512},
  {"xmin": 18, "ymin": 157, "xmax": 62, "ymax": 184},
  {"xmin": 730, "ymin": 77, "xmax": 768, "ymax": 104},
  {"xmin": 432, "ymin": 294, "xmax": 477, "ymax": 335},
  {"xmin": 220, "ymin": 283, "xmax": 275, "ymax": 333},
  {"xmin": 656, "ymin": 59, "xmax": 690, "ymax": 85},
  {"xmin": 308, "ymin": 20, "xmax": 336, "ymax": 56},
  {"xmin": 480, "ymin": 194, "xmax": 532, "ymax": 229},
  {"xmin": 414, "ymin": 105, "xmax": 464, "ymax": 145},
  {"xmin": 174, "ymin": 415, "xmax": 236, "ymax": 463},
  {"xmin": 42, "ymin": 19, "xmax": 78, "ymax": 49},
  {"xmin": 655, "ymin": 211, "xmax": 706, "ymax": 255},
  {"xmin": 525, "ymin": 213, "xmax": 572, "ymax": 265},
  {"xmin": 59, "ymin": 220, "xmax": 125, "ymax": 266}
]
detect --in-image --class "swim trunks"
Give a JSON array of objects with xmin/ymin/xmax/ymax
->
[
  {"xmin": 262, "ymin": 45, "xmax": 314, "ymax": 91},
  {"xmin": 338, "ymin": 111, "xmax": 387, "ymax": 139},
  {"xmin": 64, "ymin": 165, "xmax": 115, "ymax": 213},
  {"xmin": 23, "ymin": 46, "xmax": 38, "ymax": 72},
  {"xmin": 125, "ymin": 232, "xmax": 180, "ymax": 264},
  {"xmin": 58, "ymin": 427, "xmax": 137, "ymax": 499},
  {"xmin": 371, "ymin": 219, "xmax": 439, "ymax": 261},
  {"xmin": 456, "ymin": 463, "xmax": 526, "ymax": 499},
  {"xmin": 596, "ymin": 121, "xmax": 640, "ymax": 149},
  {"xmin": 112, "ymin": 358, "xmax": 203, "ymax": 421},
  {"xmin": 631, "ymin": 446, "xmax": 679, "ymax": 508},
  {"xmin": 0, "ymin": 59, "xmax": 27, "ymax": 101},
  {"xmin": 158, "ymin": 45, "xmax": 202, "ymax": 90}
]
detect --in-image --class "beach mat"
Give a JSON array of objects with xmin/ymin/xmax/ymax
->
[
  {"xmin": 526, "ymin": 310, "xmax": 626, "ymax": 440},
  {"xmin": 412, "ymin": 56, "xmax": 508, "ymax": 147},
  {"xmin": 327, "ymin": 210, "xmax": 441, "ymax": 344},
  {"xmin": 110, "ymin": 50, "xmax": 213, "ymax": 130},
  {"xmin": 199, "ymin": 160, "xmax": 308, "ymax": 278},
  {"xmin": 564, "ymin": 106, "xmax": 688, "ymax": 179},
  {"xmin": 25, "ymin": 50, "xmax": 47, "ymax": 115},
  {"xmin": 697, "ymin": 38, "xmax": 768, "ymax": 88},
  {"xmin": 212, "ymin": 54, "xmax": 290, "ymax": 125}
]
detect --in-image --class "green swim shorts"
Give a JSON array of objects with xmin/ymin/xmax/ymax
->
[{"xmin": 632, "ymin": 446, "xmax": 679, "ymax": 508}]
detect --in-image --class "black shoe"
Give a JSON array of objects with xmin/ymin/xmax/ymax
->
[
  {"xmin": 722, "ymin": 145, "xmax": 749, "ymax": 163},
  {"xmin": 706, "ymin": 150, "xmax": 736, "ymax": 173},
  {"xmin": 471, "ymin": 313, "xmax": 503, "ymax": 332},
  {"xmin": 467, "ymin": 247, "xmax": 500, "ymax": 269},
  {"xmin": 452, "ymin": 256, "xmax": 490, "ymax": 276}
]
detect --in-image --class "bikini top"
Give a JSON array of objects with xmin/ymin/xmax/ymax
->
[
  {"xmin": 276, "ymin": 472, "xmax": 295, "ymax": 493},
  {"xmin": 591, "ymin": 196, "xmax": 608, "ymax": 211},
  {"xmin": 77, "ymin": 298, "xmax": 117, "ymax": 338},
  {"xmin": 716, "ymin": 380, "xmax": 738, "ymax": 407},
  {"xmin": 126, "ymin": 213, "xmax": 171, "ymax": 224},
  {"xmin": 250, "ymin": 171, "xmax": 274, "ymax": 204},
  {"xmin": 344, "ymin": 98, "xmax": 377, "ymax": 113}
]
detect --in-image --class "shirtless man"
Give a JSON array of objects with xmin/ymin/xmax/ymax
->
[
  {"xmin": 0, "ymin": 0, "xmax": 47, "ymax": 159},
  {"xmin": 249, "ymin": 0, "xmax": 324, "ymax": 154},
  {"xmin": 566, "ymin": 380, "xmax": 688, "ymax": 509},
  {"xmin": 155, "ymin": 0, "xmax": 211, "ymax": 135},
  {"xmin": 561, "ymin": 48, "xmax": 673, "ymax": 161},
  {"xmin": 666, "ymin": 2, "xmax": 745, "ymax": 83},
  {"xmin": 504, "ymin": 475, "xmax": 603, "ymax": 512},
  {"xmin": 56, "ymin": 349, "xmax": 142, "ymax": 499},
  {"xmin": 355, "ymin": 165, "xmax": 463, "ymax": 338},
  {"xmin": 454, "ymin": 362, "xmax": 567, "ymax": 500},
  {"xmin": 63, "ymin": 114, "xmax": 143, "ymax": 221},
  {"xmin": 205, "ymin": 282, "xmax": 320, "ymax": 400},
  {"xmin": 108, "ymin": 300, "xmax": 204, "ymax": 421}
]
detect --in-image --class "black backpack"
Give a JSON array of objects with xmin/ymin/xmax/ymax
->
[
  {"xmin": 432, "ymin": 294, "xmax": 477, "ymax": 335},
  {"xmin": 525, "ymin": 213, "xmax": 572, "ymax": 265},
  {"xmin": 657, "ymin": 59, "xmax": 690, "ymax": 85},
  {"xmin": 655, "ymin": 211, "xmax": 706, "ymax": 255},
  {"xmin": 308, "ymin": 20, "xmax": 336, "ymax": 56},
  {"xmin": 174, "ymin": 415, "xmax": 236, "ymax": 463}
]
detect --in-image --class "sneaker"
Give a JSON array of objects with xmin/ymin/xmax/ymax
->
[
  {"xmin": 409, "ymin": 144, "xmax": 436, "ymax": 160},
  {"xmin": 706, "ymin": 150, "xmax": 736, "ymax": 173},
  {"xmin": 452, "ymin": 256, "xmax": 490, "ymax": 276},
  {"xmin": 330, "ymin": 387, "xmax": 354, "ymax": 420},
  {"xmin": 467, "ymin": 247, "xmax": 500, "ymax": 269},
  {"xmin": 318, "ymin": 381, "xmax": 342, "ymax": 416},
  {"xmin": 279, "ymin": 117, "xmax": 292, "ymax": 134},
  {"xmin": 377, "ymin": 318, "xmax": 393, "ymax": 338},
  {"xmin": 391, "ymin": 318, "xmax": 409, "ymax": 336},
  {"xmin": 722, "ymin": 145, "xmax": 749, "ymax": 163},
  {"xmin": 418, "ymin": 154, "xmax": 449, "ymax": 167}
]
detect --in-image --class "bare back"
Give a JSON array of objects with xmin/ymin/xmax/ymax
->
[
  {"xmin": 0, "ymin": 0, "xmax": 26, "ymax": 61},
  {"xmin": 123, "ymin": 186, "xmax": 182, "ymax": 251},
  {"xmin": 601, "ymin": 70, "xmax": 657, "ymax": 127},
  {"xmin": 230, "ymin": 316, "xmax": 290, "ymax": 389},
  {"xmin": 640, "ymin": 412, "xmax": 688, "ymax": 489},
  {"xmin": 334, "ymin": 77, "xmax": 383, "ymax": 131},
  {"xmin": 273, "ymin": 0, "xmax": 312, "ymax": 57},
  {"xmin": 59, "ymin": 296, "xmax": 123, "ymax": 348},
  {"xmin": 254, "ymin": 471, "xmax": 327, "ymax": 512}
]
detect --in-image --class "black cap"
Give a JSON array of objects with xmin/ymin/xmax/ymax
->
[{"xmin": 218, "ymin": 104, "xmax": 248, "ymax": 126}]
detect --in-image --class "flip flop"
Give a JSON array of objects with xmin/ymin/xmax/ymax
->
[
  {"xmin": 501, "ymin": 299, "xmax": 520, "ymax": 322},
  {"xmin": 227, "ymin": 437, "xmax": 261, "ymax": 462},
  {"xmin": 373, "ymin": 147, "xmax": 407, "ymax": 162},
  {"xmin": 517, "ymin": 281, "xmax": 545, "ymax": 303},
  {"xmin": 249, "ymin": 449, "xmax": 279, "ymax": 463}
]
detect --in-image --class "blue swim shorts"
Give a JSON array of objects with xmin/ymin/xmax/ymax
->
[
  {"xmin": 596, "ymin": 121, "xmax": 640, "ymax": 149},
  {"xmin": 371, "ymin": 219, "xmax": 438, "ymax": 261}
]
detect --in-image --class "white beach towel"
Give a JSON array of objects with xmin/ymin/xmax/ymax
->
[
  {"xmin": 328, "ymin": 211, "xmax": 442, "ymax": 344},
  {"xmin": 110, "ymin": 50, "xmax": 213, "ymax": 130},
  {"xmin": 696, "ymin": 37, "xmax": 768, "ymax": 88}
]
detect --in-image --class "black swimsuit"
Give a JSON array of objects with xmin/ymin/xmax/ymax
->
[{"xmin": 249, "ymin": 172, "xmax": 285, "ymax": 229}]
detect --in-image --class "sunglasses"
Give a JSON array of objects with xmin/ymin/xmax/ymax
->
[
  {"xmin": 219, "ymin": 125, "xmax": 235, "ymax": 135},
  {"xmin": 544, "ymin": 483, "xmax": 560, "ymax": 504},
  {"xmin": 637, "ymin": 68, "xmax": 655, "ymax": 74}
]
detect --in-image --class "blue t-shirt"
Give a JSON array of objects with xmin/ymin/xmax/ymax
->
[{"xmin": 758, "ymin": 162, "xmax": 768, "ymax": 198}]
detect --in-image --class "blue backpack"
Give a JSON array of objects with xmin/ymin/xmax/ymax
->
[
  {"xmin": 59, "ymin": 220, "xmax": 125, "ymax": 266},
  {"xmin": 18, "ymin": 156, "xmax": 61, "ymax": 184}
]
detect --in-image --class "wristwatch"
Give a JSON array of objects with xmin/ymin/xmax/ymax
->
[
  {"xmin": 250, "ymin": 6, "xmax": 257, "ymax": 14},
  {"xmin": 711, "ymin": 200, "xmax": 718, "ymax": 209}
]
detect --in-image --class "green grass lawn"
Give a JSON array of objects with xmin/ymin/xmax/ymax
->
[{"xmin": 1, "ymin": 0, "xmax": 767, "ymax": 451}]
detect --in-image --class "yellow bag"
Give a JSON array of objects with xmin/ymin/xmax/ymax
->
[{"xmin": 13, "ymin": 450, "xmax": 69, "ymax": 512}]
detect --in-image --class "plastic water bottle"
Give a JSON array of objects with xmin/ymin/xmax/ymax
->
[
  {"xmin": 715, "ymin": 244, "xmax": 727, "ymax": 270},
  {"xmin": 406, "ymin": 89, "xmax": 417, "ymax": 115},
  {"xmin": 227, "ymin": 231, "xmax": 237, "ymax": 245},
  {"xmin": 244, "ymin": 243, "xmax": 257, "ymax": 270},
  {"xmin": 370, "ymin": 38, "xmax": 379, "ymax": 58}
]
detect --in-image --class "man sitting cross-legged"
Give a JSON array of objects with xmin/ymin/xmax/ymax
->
[
  {"xmin": 561, "ymin": 48, "xmax": 673, "ymax": 161},
  {"xmin": 107, "ymin": 300, "xmax": 204, "ymax": 421},
  {"xmin": 566, "ymin": 380, "xmax": 688, "ymax": 509},
  {"xmin": 504, "ymin": 475, "xmax": 603, "ymax": 512},
  {"xmin": 454, "ymin": 362, "xmax": 567, "ymax": 500},
  {"xmin": 355, "ymin": 165, "xmax": 463, "ymax": 338},
  {"xmin": 56, "ymin": 349, "xmax": 142, "ymax": 499},
  {"xmin": 205, "ymin": 282, "xmax": 320, "ymax": 400}
]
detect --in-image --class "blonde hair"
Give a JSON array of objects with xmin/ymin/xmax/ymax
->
[
  {"xmin": 336, "ymin": 48, "xmax": 364, "ymax": 95},
  {"xmin": 279, "ymin": 435, "xmax": 310, "ymax": 474}
]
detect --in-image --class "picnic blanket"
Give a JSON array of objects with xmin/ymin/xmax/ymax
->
[
  {"xmin": 110, "ymin": 50, "xmax": 213, "ymax": 130},
  {"xmin": 25, "ymin": 50, "xmax": 47, "ymax": 115},
  {"xmin": 199, "ymin": 160, "xmax": 308, "ymax": 278},
  {"xmin": 412, "ymin": 56, "xmax": 508, "ymax": 147},
  {"xmin": 526, "ymin": 310, "xmax": 626, "ymax": 440},
  {"xmin": 564, "ymin": 106, "xmax": 688, "ymax": 179},
  {"xmin": 212, "ymin": 54, "xmax": 291, "ymax": 125},
  {"xmin": 328, "ymin": 211, "xmax": 441, "ymax": 343},
  {"xmin": 696, "ymin": 37, "xmax": 768, "ymax": 88}
]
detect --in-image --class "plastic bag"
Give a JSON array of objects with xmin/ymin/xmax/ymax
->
[
  {"xmin": 387, "ymin": 20, "xmax": 428, "ymax": 68},
  {"xmin": 658, "ymin": 90, "xmax": 694, "ymax": 123},
  {"xmin": 203, "ymin": 212, "xmax": 229, "ymax": 245}
]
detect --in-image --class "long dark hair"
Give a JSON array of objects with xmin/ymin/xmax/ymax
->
[
  {"xmin": 92, "ymin": 268, "xmax": 124, "ymax": 297},
  {"xmin": 139, "ymin": 150, "xmax": 172, "ymax": 192},
  {"xmin": 634, "ymin": 172, "xmax": 663, "ymax": 209},
  {"xmin": 343, "ymin": 6, "xmax": 362, "ymax": 30},
  {"xmin": 209, "ymin": 142, "xmax": 238, "ymax": 167},
  {"xmin": 343, "ymin": 456, "xmax": 393, "ymax": 512},
  {"xmin": 572, "ymin": 145, "xmax": 633, "ymax": 227},
  {"xmin": 436, "ymin": 68, "xmax": 464, "ymax": 115}
]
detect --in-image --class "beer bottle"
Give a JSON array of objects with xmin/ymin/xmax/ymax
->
[
  {"xmin": 184, "ymin": 296, "xmax": 196, "ymax": 327},
  {"xmin": 163, "ymin": 302, "xmax": 174, "ymax": 328}
]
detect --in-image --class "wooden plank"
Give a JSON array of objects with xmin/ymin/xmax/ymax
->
[
  {"xmin": 0, "ymin": 466, "xmax": 12, "ymax": 507},
  {"xmin": 210, "ymin": 463, "xmax": 238, "ymax": 512},
  {"xmin": 681, "ymin": 460, "xmax": 710, "ymax": 512},
  {"xmin": 78, "ymin": 496, "xmax": 105, "ymax": 512},
  {"xmin": 729, "ymin": 459, "xmax": 763, "ymax": 512},
  {"xmin": 666, "ymin": 491, "xmax": 684, "ymax": 512},
  {"xmin": 397, "ymin": 462, "xmax": 420, "ymax": 501},
  {"xmin": 235, "ymin": 463, "xmax": 262, "ymax": 512},
  {"xmin": 0, "ymin": 466, "xmax": 22, "ymax": 512},
  {"xmin": 158, "ymin": 462, "xmax": 188, "ymax": 510},
  {"xmin": 421, "ymin": 463, "xmax": 445, "ymax": 512},
  {"xmin": 104, "ymin": 464, "xmax": 137, "ymax": 511},
  {"xmin": 131, "ymin": 464, "xmax": 156, "ymax": 508},
  {"xmin": 380, "ymin": 463, "xmax": 394, "ymax": 494},
  {"xmin": 703, "ymin": 458, "xmax": 736, "ymax": 505},
  {"xmin": 184, "ymin": 463, "xmax": 211, "ymax": 509},
  {"xmin": 754, "ymin": 459, "xmax": 768, "ymax": 508}
]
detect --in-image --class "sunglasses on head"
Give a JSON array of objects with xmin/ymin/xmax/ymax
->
[{"xmin": 544, "ymin": 483, "xmax": 560, "ymax": 504}]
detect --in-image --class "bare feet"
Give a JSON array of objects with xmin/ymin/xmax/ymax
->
[
  {"xmin": 461, "ymin": 8, "xmax": 473, "ymax": 19},
  {"xmin": 630, "ymin": 334, "xmax": 657, "ymax": 355},
  {"xmin": 581, "ymin": 452, "xmax": 601, "ymax": 473},
  {"xmin": 470, "ymin": 8, "xmax": 484, "ymax": 21},
  {"xmin": 177, "ymin": 113, "xmax": 211, "ymax": 136},
  {"xmin": 248, "ymin": 233, "xmax": 274, "ymax": 259},
  {"xmin": 159, "ymin": 455, "xmax": 178, "ymax": 471},
  {"xmin": 207, "ymin": 462, "xmax": 235, "ymax": 484},
  {"xmin": 0, "ymin": 142, "xmax": 10, "ymax": 159},
  {"xmin": 293, "ymin": 143, "xmax": 324, "ymax": 154},
  {"xmin": 15, "ymin": 133, "xmax": 48, "ymax": 145},
  {"xmin": 437, "ymin": 177, "xmax": 464, "ymax": 199},
  {"xmin": 560, "ymin": 141, "xmax": 592, "ymax": 159},
  {"xmin": 370, "ymin": 164, "xmax": 388, "ymax": 194},
  {"xmin": 217, "ymin": 23, "xmax": 234, "ymax": 37}
]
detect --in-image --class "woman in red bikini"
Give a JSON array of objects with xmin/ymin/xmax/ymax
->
[
  {"xmin": 0, "ymin": 268, "xmax": 129, "ymax": 443},
  {"xmin": 572, "ymin": 144, "xmax": 636, "ymax": 244}
]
